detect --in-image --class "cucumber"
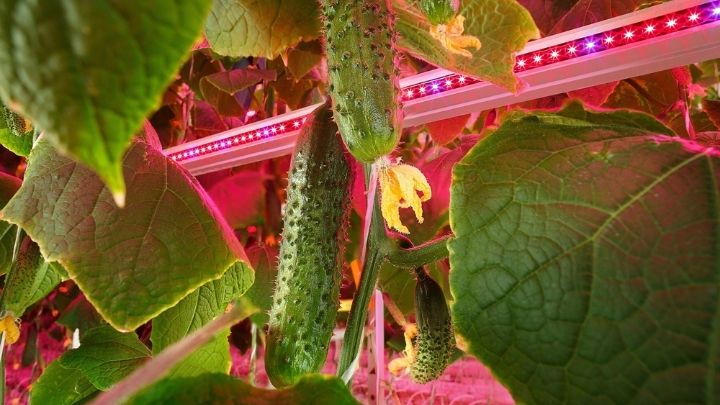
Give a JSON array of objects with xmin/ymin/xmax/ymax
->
[
  {"xmin": 322, "ymin": 0, "xmax": 401, "ymax": 163},
  {"xmin": 265, "ymin": 102, "xmax": 353, "ymax": 387},
  {"xmin": 418, "ymin": 0, "xmax": 455, "ymax": 25},
  {"xmin": 0, "ymin": 236, "xmax": 64, "ymax": 319},
  {"xmin": 410, "ymin": 268, "xmax": 455, "ymax": 384},
  {"xmin": 0, "ymin": 103, "xmax": 30, "ymax": 137}
]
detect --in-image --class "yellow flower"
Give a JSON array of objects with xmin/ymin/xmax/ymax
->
[
  {"xmin": 379, "ymin": 159, "xmax": 431, "ymax": 234},
  {"xmin": 0, "ymin": 314, "xmax": 20, "ymax": 345},
  {"xmin": 429, "ymin": 15, "xmax": 481, "ymax": 59},
  {"xmin": 388, "ymin": 324, "xmax": 418, "ymax": 376}
]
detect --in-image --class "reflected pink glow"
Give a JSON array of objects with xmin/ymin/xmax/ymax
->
[{"xmin": 169, "ymin": 2, "xmax": 720, "ymax": 164}]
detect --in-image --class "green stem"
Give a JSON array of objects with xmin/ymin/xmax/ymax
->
[
  {"xmin": 386, "ymin": 235, "xmax": 451, "ymax": 268},
  {"xmin": 337, "ymin": 163, "xmax": 389, "ymax": 382}
]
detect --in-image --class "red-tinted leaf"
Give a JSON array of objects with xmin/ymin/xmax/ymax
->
[
  {"xmin": 192, "ymin": 100, "xmax": 229, "ymax": 136},
  {"xmin": 207, "ymin": 170, "xmax": 269, "ymax": 228},
  {"xmin": 567, "ymin": 81, "xmax": 619, "ymax": 106},
  {"xmin": 703, "ymin": 98, "xmax": 720, "ymax": 128},
  {"xmin": 202, "ymin": 69, "xmax": 277, "ymax": 96},
  {"xmin": 696, "ymin": 131, "xmax": 720, "ymax": 147},
  {"xmin": 419, "ymin": 136, "xmax": 479, "ymax": 217},
  {"xmin": 516, "ymin": 0, "xmax": 579, "ymax": 34},
  {"xmin": 550, "ymin": 0, "xmax": 642, "ymax": 34},
  {"xmin": 671, "ymin": 66, "xmax": 692, "ymax": 87},
  {"xmin": 351, "ymin": 159, "xmax": 367, "ymax": 218},
  {"xmin": 426, "ymin": 115, "xmax": 470, "ymax": 145},
  {"xmin": 200, "ymin": 69, "xmax": 276, "ymax": 117},
  {"xmin": 604, "ymin": 70, "xmax": 681, "ymax": 116}
]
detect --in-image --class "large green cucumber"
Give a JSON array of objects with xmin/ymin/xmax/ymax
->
[
  {"xmin": 322, "ymin": 0, "xmax": 401, "ymax": 163},
  {"xmin": 410, "ymin": 268, "xmax": 455, "ymax": 383},
  {"xmin": 265, "ymin": 102, "xmax": 353, "ymax": 387}
]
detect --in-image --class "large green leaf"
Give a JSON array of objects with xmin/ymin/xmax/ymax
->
[
  {"xmin": 0, "ymin": 0, "xmax": 213, "ymax": 199},
  {"xmin": 60, "ymin": 325, "xmax": 151, "ymax": 390},
  {"xmin": 128, "ymin": 373, "xmax": 359, "ymax": 404},
  {"xmin": 29, "ymin": 361, "xmax": 98, "ymax": 405},
  {"xmin": 205, "ymin": 0, "xmax": 321, "ymax": 59},
  {"xmin": 151, "ymin": 261, "xmax": 254, "ymax": 377},
  {"xmin": 0, "ymin": 171, "xmax": 20, "ymax": 275},
  {"xmin": 394, "ymin": 0, "xmax": 539, "ymax": 91},
  {"xmin": 1, "ymin": 139, "xmax": 247, "ymax": 331},
  {"xmin": 449, "ymin": 102, "xmax": 720, "ymax": 404}
]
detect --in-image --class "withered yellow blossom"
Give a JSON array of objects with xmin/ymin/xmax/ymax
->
[
  {"xmin": 388, "ymin": 324, "xmax": 418, "ymax": 376},
  {"xmin": 429, "ymin": 15, "xmax": 481, "ymax": 58},
  {"xmin": 378, "ymin": 158, "xmax": 431, "ymax": 234},
  {"xmin": 0, "ymin": 314, "xmax": 20, "ymax": 345}
]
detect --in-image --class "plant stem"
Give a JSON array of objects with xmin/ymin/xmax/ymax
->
[
  {"xmin": 337, "ymin": 163, "xmax": 389, "ymax": 382},
  {"xmin": 90, "ymin": 304, "xmax": 245, "ymax": 405},
  {"xmin": 386, "ymin": 235, "xmax": 451, "ymax": 269}
]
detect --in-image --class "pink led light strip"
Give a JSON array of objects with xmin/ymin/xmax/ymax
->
[
  {"xmin": 400, "ymin": 2, "xmax": 720, "ymax": 101},
  {"xmin": 168, "ymin": 1, "xmax": 720, "ymax": 164}
]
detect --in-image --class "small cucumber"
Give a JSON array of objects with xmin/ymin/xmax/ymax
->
[
  {"xmin": 418, "ymin": 0, "xmax": 455, "ymax": 25},
  {"xmin": 322, "ymin": 0, "xmax": 402, "ymax": 163},
  {"xmin": 410, "ymin": 268, "xmax": 455, "ymax": 384},
  {"xmin": 265, "ymin": 102, "xmax": 353, "ymax": 387},
  {"xmin": 0, "ymin": 103, "xmax": 31, "ymax": 137},
  {"xmin": 0, "ymin": 236, "xmax": 63, "ymax": 319}
]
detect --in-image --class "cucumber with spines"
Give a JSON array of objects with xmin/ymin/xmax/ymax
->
[
  {"xmin": 0, "ymin": 103, "xmax": 30, "ymax": 137},
  {"xmin": 410, "ymin": 268, "xmax": 456, "ymax": 384},
  {"xmin": 322, "ymin": 0, "xmax": 402, "ymax": 163},
  {"xmin": 418, "ymin": 0, "xmax": 455, "ymax": 25},
  {"xmin": 265, "ymin": 102, "xmax": 353, "ymax": 388}
]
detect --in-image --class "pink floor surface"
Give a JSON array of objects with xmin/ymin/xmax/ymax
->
[{"xmin": 5, "ymin": 326, "xmax": 514, "ymax": 404}]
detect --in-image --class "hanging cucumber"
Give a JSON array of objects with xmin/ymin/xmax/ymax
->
[
  {"xmin": 0, "ymin": 236, "xmax": 64, "ymax": 344},
  {"xmin": 322, "ymin": 0, "xmax": 402, "ymax": 163},
  {"xmin": 410, "ymin": 268, "xmax": 456, "ymax": 383},
  {"xmin": 265, "ymin": 102, "xmax": 353, "ymax": 387},
  {"xmin": 418, "ymin": 0, "xmax": 455, "ymax": 25}
]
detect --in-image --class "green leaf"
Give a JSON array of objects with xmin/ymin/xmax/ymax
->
[
  {"xmin": 1, "ymin": 139, "xmax": 247, "ymax": 331},
  {"xmin": 238, "ymin": 245, "xmax": 278, "ymax": 325},
  {"xmin": 60, "ymin": 325, "xmax": 151, "ymax": 390},
  {"xmin": 57, "ymin": 295, "xmax": 106, "ymax": 335},
  {"xmin": 205, "ymin": 0, "xmax": 322, "ymax": 59},
  {"xmin": 128, "ymin": 373, "xmax": 359, "ymax": 404},
  {"xmin": 151, "ymin": 261, "xmax": 254, "ymax": 377},
  {"xmin": 29, "ymin": 361, "xmax": 98, "ymax": 405},
  {"xmin": 0, "ymin": 237, "xmax": 66, "ymax": 317},
  {"xmin": 0, "ymin": 171, "xmax": 20, "ymax": 275},
  {"xmin": 449, "ymin": 102, "xmax": 720, "ymax": 404},
  {"xmin": 394, "ymin": 0, "xmax": 539, "ymax": 91},
  {"xmin": 0, "ymin": 0, "xmax": 213, "ymax": 199}
]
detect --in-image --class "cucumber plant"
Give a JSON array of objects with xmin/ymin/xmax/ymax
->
[{"xmin": 0, "ymin": 1, "xmax": 715, "ymax": 404}]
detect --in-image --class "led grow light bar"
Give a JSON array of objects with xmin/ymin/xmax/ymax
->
[{"xmin": 165, "ymin": 0, "xmax": 720, "ymax": 175}]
